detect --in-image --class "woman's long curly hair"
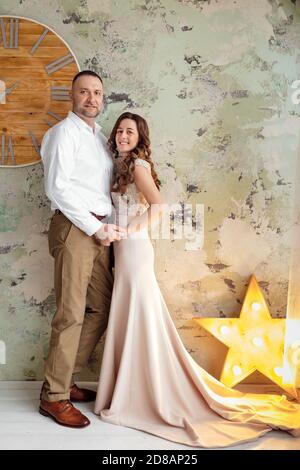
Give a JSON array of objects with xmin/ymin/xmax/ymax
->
[{"xmin": 108, "ymin": 112, "xmax": 161, "ymax": 194}]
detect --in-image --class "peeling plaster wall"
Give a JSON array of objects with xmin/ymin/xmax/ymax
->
[{"xmin": 0, "ymin": 0, "xmax": 300, "ymax": 383}]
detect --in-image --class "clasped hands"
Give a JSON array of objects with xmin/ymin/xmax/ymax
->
[{"xmin": 93, "ymin": 224, "xmax": 128, "ymax": 246}]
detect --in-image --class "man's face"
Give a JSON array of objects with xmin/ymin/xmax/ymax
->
[{"xmin": 71, "ymin": 75, "xmax": 103, "ymax": 120}]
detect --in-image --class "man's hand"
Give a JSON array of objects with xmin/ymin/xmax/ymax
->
[{"xmin": 93, "ymin": 224, "xmax": 127, "ymax": 246}]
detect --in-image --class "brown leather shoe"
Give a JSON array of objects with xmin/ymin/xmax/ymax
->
[
  {"xmin": 70, "ymin": 384, "xmax": 96, "ymax": 403},
  {"xmin": 39, "ymin": 399, "xmax": 90, "ymax": 428}
]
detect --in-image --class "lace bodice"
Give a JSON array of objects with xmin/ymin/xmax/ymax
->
[{"xmin": 111, "ymin": 158, "xmax": 150, "ymax": 228}]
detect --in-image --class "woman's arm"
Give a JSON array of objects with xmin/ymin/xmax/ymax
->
[{"xmin": 127, "ymin": 164, "xmax": 165, "ymax": 235}]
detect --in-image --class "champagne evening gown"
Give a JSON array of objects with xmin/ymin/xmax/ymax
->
[{"xmin": 94, "ymin": 158, "xmax": 300, "ymax": 448}]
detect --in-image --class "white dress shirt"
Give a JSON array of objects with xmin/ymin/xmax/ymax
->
[{"xmin": 41, "ymin": 111, "xmax": 113, "ymax": 236}]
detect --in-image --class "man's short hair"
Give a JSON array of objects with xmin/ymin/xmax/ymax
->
[{"xmin": 72, "ymin": 70, "xmax": 103, "ymax": 87}]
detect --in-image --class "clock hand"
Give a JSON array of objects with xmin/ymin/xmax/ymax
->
[
  {"xmin": 0, "ymin": 81, "xmax": 20, "ymax": 102},
  {"xmin": 4, "ymin": 81, "xmax": 20, "ymax": 95}
]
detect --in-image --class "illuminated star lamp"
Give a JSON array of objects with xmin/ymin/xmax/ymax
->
[{"xmin": 194, "ymin": 275, "xmax": 298, "ymax": 399}]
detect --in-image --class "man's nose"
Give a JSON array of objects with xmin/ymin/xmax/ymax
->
[{"xmin": 86, "ymin": 93, "xmax": 97, "ymax": 103}]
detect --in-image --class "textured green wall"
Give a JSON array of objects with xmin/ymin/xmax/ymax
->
[{"xmin": 0, "ymin": 0, "xmax": 300, "ymax": 383}]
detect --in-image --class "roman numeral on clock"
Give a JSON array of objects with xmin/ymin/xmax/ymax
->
[
  {"xmin": 1, "ymin": 133, "xmax": 16, "ymax": 165},
  {"xmin": 50, "ymin": 86, "xmax": 71, "ymax": 101},
  {"xmin": 28, "ymin": 130, "xmax": 41, "ymax": 157},
  {"xmin": 0, "ymin": 18, "xmax": 19, "ymax": 48},
  {"xmin": 30, "ymin": 28, "xmax": 49, "ymax": 55},
  {"xmin": 45, "ymin": 53, "xmax": 74, "ymax": 75},
  {"xmin": 44, "ymin": 110, "xmax": 63, "ymax": 127}
]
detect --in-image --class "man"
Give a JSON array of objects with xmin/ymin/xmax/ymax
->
[{"xmin": 40, "ymin": 70, "xmax": 125, "ymax": 428}]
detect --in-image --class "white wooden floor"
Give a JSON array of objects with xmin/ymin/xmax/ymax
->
[{"xmin": 0, "ymin": 381, "xmax": 299, "ymax": 450}]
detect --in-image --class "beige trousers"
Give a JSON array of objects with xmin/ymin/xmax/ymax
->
[{"xmin": 42, "ymin": 212, "xmax": 113, "ymax": 402}]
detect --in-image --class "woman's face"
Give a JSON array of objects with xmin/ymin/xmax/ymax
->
[{"xmin": 115, "ymin": 118, "xmax": 139, "ymax": 156}]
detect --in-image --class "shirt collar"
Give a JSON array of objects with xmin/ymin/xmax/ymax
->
[{"xmin": 68, "ymin": 111, "xmax": 102, "ymax": 133}]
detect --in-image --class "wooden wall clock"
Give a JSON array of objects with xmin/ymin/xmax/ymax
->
[{"xmin": 0, "ymin": 15, "xmax": 80, "ymax": 167}]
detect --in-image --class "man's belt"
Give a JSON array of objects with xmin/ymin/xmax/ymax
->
[
  {"xmin": 91, "ymin": 212, "xmax": 106, "ymax": 221},
  {"xmin": 54, "ymin": 209, "xmax": 106, "ymax": 221}
]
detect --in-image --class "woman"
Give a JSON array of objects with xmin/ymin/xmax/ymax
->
[{"xmin": 95, "ymin": 112, "xmax": 300, "ymax": 448}]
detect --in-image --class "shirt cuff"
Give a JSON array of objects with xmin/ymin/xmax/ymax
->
[{"xmin": 85, "ymin": 218, "xmax": 104, "ymax": 237}]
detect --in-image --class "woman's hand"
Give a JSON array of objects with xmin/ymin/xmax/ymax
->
[{"xmin": 93, "ymin": 223, "xmax": 127, "ymax": 245}]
